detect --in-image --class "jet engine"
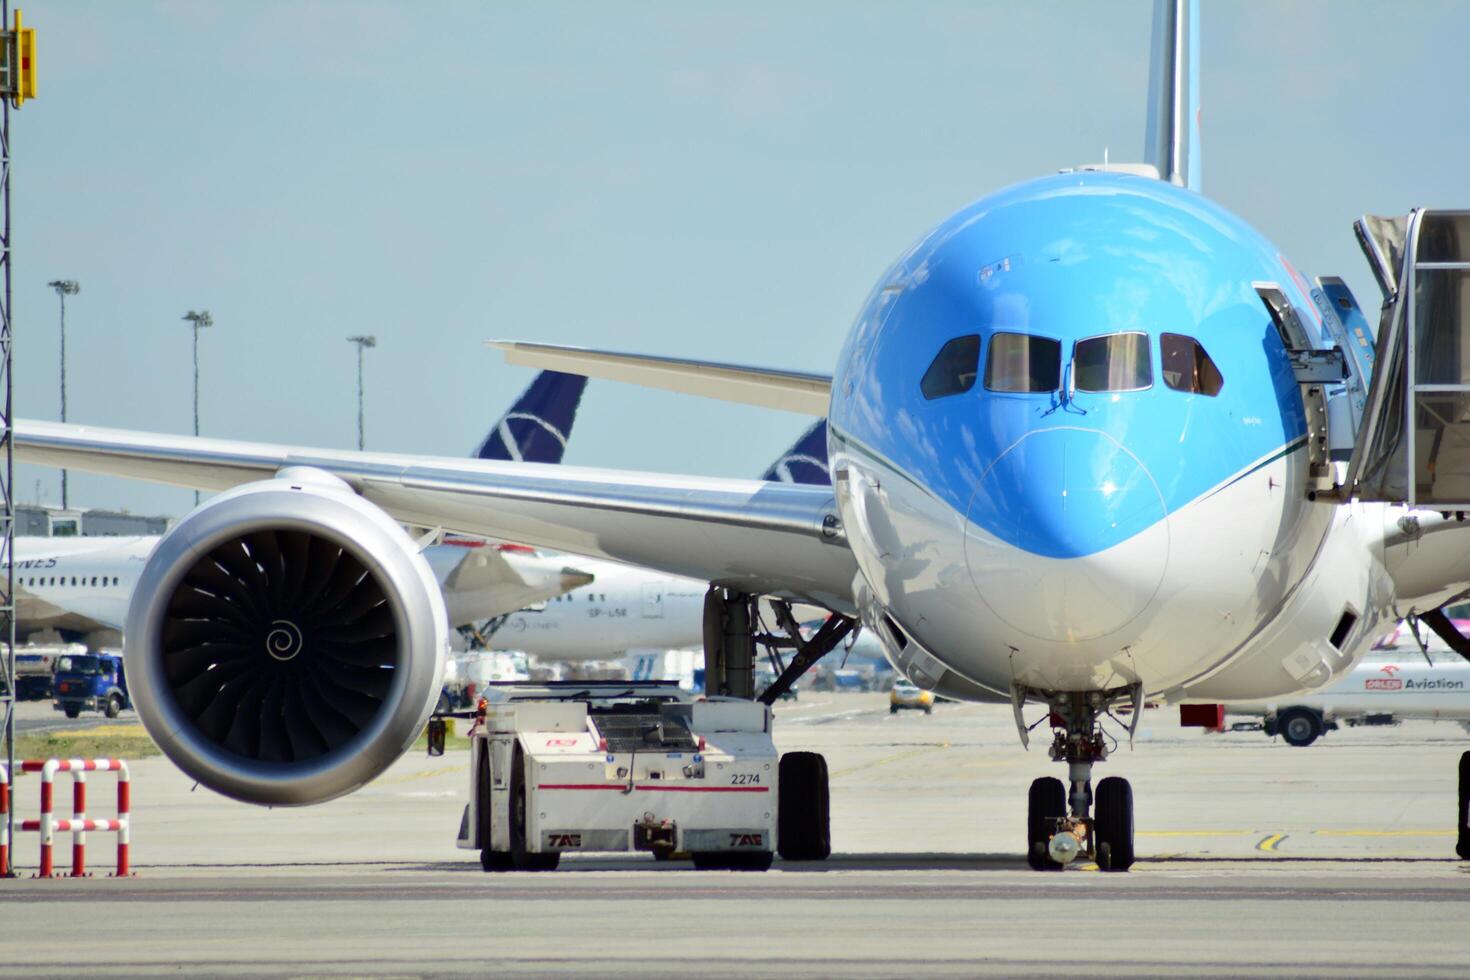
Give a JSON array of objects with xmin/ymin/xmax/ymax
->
[{"xmin": 125, "ymin": 467, "xmax": 447, "ymax": 806}]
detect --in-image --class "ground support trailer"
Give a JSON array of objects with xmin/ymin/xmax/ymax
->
[{"xmin": 453, "ymin": 681, "xmax": 829, "ymax": 871}]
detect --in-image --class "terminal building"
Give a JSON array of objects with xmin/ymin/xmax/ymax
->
[{"xmin": 16, "ymin": 504, "xmax": 172, "ymax": 538}]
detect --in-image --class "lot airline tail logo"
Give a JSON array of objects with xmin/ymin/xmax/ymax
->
[{"xmin": 1366, "ymin": 664, "xmax": 1404, "ymax": 691}]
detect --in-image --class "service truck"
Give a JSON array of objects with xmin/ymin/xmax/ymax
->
[
  {"xmin": 447, "ymin": 681, "xmax": 830, "ymax": 871},
  {"xmin": 1226, "ymin": 655, "xmax": 1470, "ymax": 746},
  {"xmin": 52, "ymin": 651, "xmax": 129, "ymax": 719}
]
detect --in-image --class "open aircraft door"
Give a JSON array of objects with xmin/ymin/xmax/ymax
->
[{"xmin": 1340, "ymin": 210, "xmax": 1470, "ymax": 507}]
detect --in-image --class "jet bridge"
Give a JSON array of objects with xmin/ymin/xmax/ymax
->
[{"xmin": 1341, "ymin": 211, "xmax": 1470, "ymax": 507}]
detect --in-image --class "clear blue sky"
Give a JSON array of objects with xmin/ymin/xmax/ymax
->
[{"xmin": 18, "ymin": 1, "xmax": 1470, "ymax": 516}]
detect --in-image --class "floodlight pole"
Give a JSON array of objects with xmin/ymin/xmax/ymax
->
[
  {"xmin": 182, "ymin": 310, "xmax": 212, "ymax": 505},
  {"xmin": 2, "ymin": 0, "xmax": 20, "ymax": 876},
  {"xmin": 46, "ymin": 279, "xmax": 77, "ymax": 509},
  {"xmin": 347, "ymin": 335, "xmax": 376, "ymax": 451}
]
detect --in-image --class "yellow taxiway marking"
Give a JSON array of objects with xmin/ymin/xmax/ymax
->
[
  {"xmin": 1256, "ymin": 834, "xmax": 1287, "ymax": 852},
  {"xmin": 373, "ymin": 764, "xmax": 460, "ymax": 786},
  {"xmin": 1314, "ymin": 830, "xmax": 1455, "ymax": 837},
  {"xmin": 1137, "ymin": 830, "xmax": 1257, "ymax": 837},
  {"xmin": 828, "ymin": 744, "xmax": 952, "ymax": 780}
]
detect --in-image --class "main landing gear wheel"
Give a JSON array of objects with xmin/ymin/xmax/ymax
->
[
  {"xmin": 778, "ymin": 751, "xmax": 831, "ymax": 861},
  {"xmin": 1277, "ymin": 708, "xmax": 1322, "ymax": 747},
  {"xmin": 1094, "ymin": 776, "xmax": 1135, "ymax": 871},
  {"xmin": 1026, "ymin": 776, "xmax": 1066, "ymax": 871},
  {"xmin": 1457, "ymin": 752, "xmax": 1470, "ymax": 861}
]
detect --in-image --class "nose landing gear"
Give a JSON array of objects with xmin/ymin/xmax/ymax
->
[{"xmin": 1017, "ymin": 685, "xmax": 1140, "ymax": 872}]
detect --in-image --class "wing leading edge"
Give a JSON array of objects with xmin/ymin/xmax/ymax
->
[
  {"xmin": 16, "ymin": 419, "xmax": 857, "ymax": 611},
  {"xmin": 490, "ymin": 341, "xmax": 831, "ymax": 416}
]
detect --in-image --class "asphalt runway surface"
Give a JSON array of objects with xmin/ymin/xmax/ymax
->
[
  {"xmin": 6, "ymin": 698, "xmax": 125, "ymax": 734},
  {"xmin": 4, "ymin": 692, "xmax": 1469, "ymax": 977}
]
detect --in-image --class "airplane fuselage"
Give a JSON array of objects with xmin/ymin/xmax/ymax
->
[
  {"xmin": 491, "ymin": 558, "xmax": 707, "ymax": 660},
  {"xmin": 829, "ymin": 172, "xmax": 1397, "ymax": 702}
]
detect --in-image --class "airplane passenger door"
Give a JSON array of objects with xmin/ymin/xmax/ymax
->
[
  {"xmin": 641, "ymin": 583, "xmax": 664, "ymax": 619},
  {"xmin": 1342, "ymin": 210, "xmax": 1470, "ymax": 507}
]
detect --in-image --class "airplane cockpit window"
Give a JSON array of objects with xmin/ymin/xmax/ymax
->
[
  {"xmin": 984, "ymin": 333, "xmax": 1062, "ymax": 393},
  {"xmin": 1074, "ymin": 332, "xmax": 1152, "ymax": 392},
  {"xmin": 1160, "ymin": 333, "xmax": 1224, "ymax": 396},
  {"xmin": 920, "ymin": 335, "xmax": 981, "ymax": 399}
]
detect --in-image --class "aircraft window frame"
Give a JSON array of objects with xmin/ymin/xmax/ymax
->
[
  {"xmin": 1071, "ymin": 331, "xmax": 1153, "ymax": 393},
  {"xmin": 920, "ymin": 334, "xmax": 982, "ymax": 400},
  {"xmin": 1159, "ymin": 333, "xmax": 1225, "ymax": 397},
  {"xmin": 983, "ymin": 332, "xmax": 1063, "ymax": 394}
]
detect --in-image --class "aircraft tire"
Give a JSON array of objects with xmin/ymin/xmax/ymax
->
[
  {"xmin": 777, "ymin": 751, "xmax": 831, "ymax": 861},
  {"xmin": 1094, "ymin": 776, "xmax": 1135, "ymax": 871},
  {"xmin": 1458, "ymin": 752, "xmax": 1470, "ymax": 861},
  {"xmin": 1277, "ymin": 708, "xmax": 1321, "ymax": 747},
  {"xmin": 1027, "ymin": 776, "xmax": 1066, "ymax": 871}
]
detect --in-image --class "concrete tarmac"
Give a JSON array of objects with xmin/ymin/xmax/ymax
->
[
  {"xmin": 7, "ymin": 698, "xmax": 125, "ymax": 734},
  {"xmin": 3, "ymin": 693, "xmax": 1469, "ymax": 977}
]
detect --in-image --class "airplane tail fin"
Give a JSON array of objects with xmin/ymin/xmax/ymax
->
[
  {"xmin": 472, "ymin": 370, "xmax": 588, "ymax": 463},
  {"xmin": 760, "ymin": 420, "xmax": 830, "ymax": 485},
  {"xmin": 1143, "ymin": 0, "xmax": 1201, "ymax": 192}
]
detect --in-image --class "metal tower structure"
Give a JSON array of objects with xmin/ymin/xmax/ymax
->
[
  {"xmin": 1, "ymin": 3, "xmax": 35, "ymax": 877},
  {"xmin": 347, "ymin": 334, "xmax": 376, "ymax": 451}
]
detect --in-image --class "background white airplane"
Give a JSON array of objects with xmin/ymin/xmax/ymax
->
[{"xmin": 483, "ymin": 420, "xmax": 829, "ymax": 663}]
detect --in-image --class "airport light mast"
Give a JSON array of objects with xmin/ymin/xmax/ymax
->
[
  {"xmin": 2, "ymin": 5, "xmax": 38, "ymax": 878},
  {"xmin": 46, "ymin": 279, "xmax": 77, "ymax": 509},
  {"xmin": 182, "ymin": 310, "xmax": 212, "ymax": 505},
  {"xmin": 347, "ymin": 334, "xmax": 375, "ymax": 451}
]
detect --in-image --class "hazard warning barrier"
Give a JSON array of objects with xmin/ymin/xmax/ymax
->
[
  {"xmin": 14, "ymin": 759, "xmax": 131, "ymax": 877},
  {"xmin": 1, "ymin": 762, "xmax": 10, "ymax": 877}
]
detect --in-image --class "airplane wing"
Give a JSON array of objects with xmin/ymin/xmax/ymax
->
[
  {"xmin": 15, "ymin": 419, "xmax": 856, "ymax": 611},
  {"xmin": 490, "ymin": 341, "xmax": 831, "ymax": 416},
  {"xmin": 440, "ymin": 544, "xmax": 595, "ymax": 625},
  {"xmin": 1380, "ymin": 510, "xmax": 1470, "ymax": 613}
]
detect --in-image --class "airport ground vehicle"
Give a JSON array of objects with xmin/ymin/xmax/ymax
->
[
  {"xmin": 1227, "ymin": 657, "xmax": 1470, "ymax": 746},
  {"xmin": 452, "ymin": 681, "xmax": 829, "ymax": 870},
  {"xmin": 52, "ymin": 652, "xmax": 129, "ymax": 719},
  {"xmin": 890, "ymin": 681, "xmax": 934, "ymax": 715}
]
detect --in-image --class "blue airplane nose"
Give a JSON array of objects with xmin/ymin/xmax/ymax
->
[{"xmin": 964, "ymin": 428, "xmax": 1170, "ymax": 643}]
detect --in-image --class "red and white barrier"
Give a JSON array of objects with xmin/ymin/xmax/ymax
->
[
  {"xmin": 15, "ymin": 759, "xmax": 131, "ymax": 877},
  {"xmin": 1, "ymin": 763, "xmax": 10, "ymax": 877}
]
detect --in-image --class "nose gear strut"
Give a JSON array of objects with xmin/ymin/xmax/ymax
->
[{"xmin": 1014, "ymin": 682, "xmax": 1142, "ymax": 871}]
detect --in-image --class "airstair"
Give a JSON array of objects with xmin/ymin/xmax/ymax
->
[{"xmin": 1341, "ymin": 211, "xmax": 1470, "ymax": 507}]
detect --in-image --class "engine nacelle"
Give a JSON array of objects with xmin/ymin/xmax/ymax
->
[{"xmin": 125, "ymin": 468, "xmax": 447, "ymax": 806}]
